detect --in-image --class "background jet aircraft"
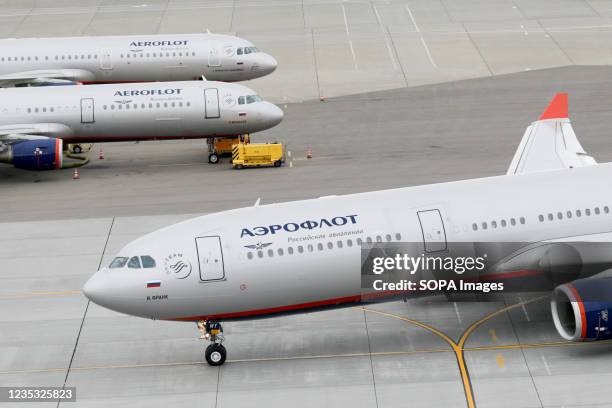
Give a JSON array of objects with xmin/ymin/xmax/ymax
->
[
  {"xmin": 0, "ymin": 81, "xmax": 282, "ymax": 171},
  {"xmin": 84, "ymin": 94, "xmax": 607, "ymax": 367},
  {"xmin": 0, "ymin": 33, "xmax": 277, "ymax": 87}
]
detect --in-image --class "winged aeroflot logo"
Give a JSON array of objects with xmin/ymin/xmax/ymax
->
[
  {"xmin": 244, "ymin": 242, "xmax": 273, "ymax": 250},
  {"xmin": 163, "ymin": 253, "xmax": 192, "ymax": 279}
]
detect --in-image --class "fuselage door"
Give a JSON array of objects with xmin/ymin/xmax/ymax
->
[
  {"xmin": 99, "ymin": 49, "xmax": 113, "ymax": 70},
  {"xmin": 80, "ymin": 98, "xmax": 95, "ymax": 123},
  {"xmin": 204, "ymin": 88, "xmax": 221, "ymax": 119},
  {"xmin": 417, "ymin": 209, "xmax": 447, "ymax": 253},
  {"xmin": 208, "ymin": 41, "xmax": 221, "ymax": 67},
  {"xmin": 195, "ymin": 236, "xmax": 225, "ymax": 281}
]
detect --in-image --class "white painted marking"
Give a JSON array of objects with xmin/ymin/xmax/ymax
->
[
  {"xmin": 372, "ymin": 4, "xmax": 398, "ymax": 70},
  {"xmin": 520, "ymin": 24, "xmax": 528, "ymax": 35},
  {"xmin": 541, "ymin": 354, "xmax": 552, "ymax": 375},
  {"xmin": 453, "ymin": 301, "xmax": 463, "ymax": 325},
  {"xmin": 404, "ymin": 5, "xmax": 437, "ymax": 68},
  {"xmin": 341, "ymin": 4, "xmax": 359, "ymax": 70},
  {"xmin": 518, "ymin": 296, "xmax": 531, "ymax": 322}
]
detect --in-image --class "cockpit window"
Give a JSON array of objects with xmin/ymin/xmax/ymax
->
[
  {"xmin": 238, "ymin": 96, "xmax": 246, "ymax": 105},
  {"xmin": 141, "ymin": 256, "xmax": 156, "ymax": 268},
  {"xmin": 246, "ymin": 95, "xmax": 263, "ymax": 104},
  {"xmin": 237, "ymin": 47, "xmax": 259, "ymax": 55},
  {"xmin": 128, "ymin": 256, "xmax": 141, "ymax": 269},
  {"xmin": 109, "ymin": 257, "xmax": 128, "ymax": 268}
]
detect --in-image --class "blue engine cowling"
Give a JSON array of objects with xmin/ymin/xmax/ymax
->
[
  {"xmin": 551, "ymin": 277, "xmax": 612, "ymax": 341},
  {"xmin": 4, "ymin": 138, "xmax": 63, "ymax": 171}
]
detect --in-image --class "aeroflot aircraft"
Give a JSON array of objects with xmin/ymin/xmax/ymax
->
[
  {"xmin": 84, "ymin": 94, "xmax": 609, "ymax": 366},
  {"xmin": 0, "ymin": 33, "xmax": 277, "ymax": 87},
  {"xmin": 0, "ymin": 81, "xmax": 282, "ymax": 170}
]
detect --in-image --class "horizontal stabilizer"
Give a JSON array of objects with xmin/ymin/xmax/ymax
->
[{"xmin": 507, "ymin": 93, "xmax": 596, "ymax": 175}]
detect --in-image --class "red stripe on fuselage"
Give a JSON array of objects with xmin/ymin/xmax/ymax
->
[{"xmin": 63, "ymin": 134, "xmax": 241, "ymax": 143}]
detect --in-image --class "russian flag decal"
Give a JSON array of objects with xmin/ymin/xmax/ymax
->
[{"xmin": 147, "ymin": 281, "xmax": 161, "ymax": 288}]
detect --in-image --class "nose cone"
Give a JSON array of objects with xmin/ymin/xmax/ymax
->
[
  {"xmin": 83, "ymin": 272, "xmax": 107, "ymax": 305},
  {"xmin": 261, "ymin": 53, "xmax": 278, "ymax": 74},
  {"xmin": 252, "ymin": 53, "xmax": 277, "ymax": 78},
  {"xmin": 265, "ymin": 102, "xmax": 284, "ymax": 128}
]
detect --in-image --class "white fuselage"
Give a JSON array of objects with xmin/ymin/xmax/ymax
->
[
  {"xmin": 0, "ymin": 33, "xmax": 277, "ymax": 83},
  {"xmin": 84, "ymin": 163, "xmax": 612, "ymax": 320},
  {"xmin": 0, "ymin": 81, "xmax": 283, "ymax": 143}
]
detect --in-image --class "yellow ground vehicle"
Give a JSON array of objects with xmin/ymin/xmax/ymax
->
[
  {"xmin": 231, "ymin": 142, "xmax": 284, "ymax": 169},
  {"xmin": 208, "ymin": 135, "xmax": 250, "ymax": 164}
]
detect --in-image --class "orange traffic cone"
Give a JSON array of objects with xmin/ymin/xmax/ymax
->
[
  {"xmin": 73, "ymin": 168, "xmax": 80, "ymax": 179},
  {"xmin": 307, "ymin": 146, "xmax": 312, "ymax": 159},
  {"xmin": 99, "ymin": 146, "xmax": 104, "ymax": 160}
]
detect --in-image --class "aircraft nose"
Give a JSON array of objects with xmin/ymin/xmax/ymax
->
[
  {"xmin": 82, "ymin": 271, "xmax": 109, "ymax": 306},
  {"xmin": 261, "ymin": 53, "xmax": 278, "ymax": 74},
  {"xmin": 264, "ymin": 102, "xmax": 283, "ymax": 127}
]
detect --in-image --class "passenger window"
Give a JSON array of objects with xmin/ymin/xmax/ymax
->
[
  {"xmin": 288, "ymin": 247, "xmax": 294, "ymax": 255},
  {"xmin": 472, "ymin": 223, "xmax": 478, "ymax": 231},
  {"xmin": 481, "ymin": 222, "xmax": 487, "ymax": 230},
  {"xmin": 109, "ymin": 257, "xmax": 128, "ymax": 268},
  {"xmin": 347, "ymin": 239, "xmax": 353, "ymax": 247},
  {"xmin": 317, "ymin": 243, "xmax": 323, "ymax": 251},
  {"xmin": 385, "ymin": 234, "xmax": 392, "ymax": 242},
  {"xmin": 519, "ymin": 217, "xmax": 525, "ymax": 224},
  {"xmin": 337, "ymin": 241, "xmax": 343, "ymax": 248},
  {"xmin": 298, "ymin": 245, "xmax": 304, "ymax": 253},
  {"xmin": 357, "ymin": 238, "xmax": 363, "ymax": 246},
  {"xmin": 128, "ymin": 256, "xmax": 141, "ymax": 269},
  {"xmin": 548, "ymin": 213, "xmax": 553, "ymax": 221},
  {"xmin": 366, "ymin": 237, "xmax": 373, "ymax": 244},
  {"xmin": 247, "ymin": 252, "xmax": 253, "ymax": 259},
  {"xmin": 538, "ymin": 215, "xmax": 544, "ymax": 222},
  {"xmin": 595, "ymin": 207, "xmax": 601, "ymax": 215},
  {"xmin": 501, "ymin": 219, "xmax": 507, "ymax": 227},
  {"xmin": 141, "ymin": 256, "xmax": 156, "ymax": 268},
  {"xmin": 257, "ymin": 251, "xmax": 263, "ymax": 258},
  {"xmin": 557, "ymin": 212, "xmax": 563, "ymax": 220},
  {"xmin": 307, "ymin": 244, "xmax": 313, "ymax": 252},
  {"xmin": 395, "ymin": 233, "xmax": 402, "ymax": 240},
  {"xmin": 327, "ymin": 242, "xmax": 333, "ymax": 249},
  {"xmin": 567, "ymin": 211, "xmax": 572, "ymax": 218},
  {"xmin": 586, "ymin": 209, "xmax": 591, "ymax": 216},
  {"xmin": 278, "ymin": 248, "xmax": 284, "ymax": 256},
  {"xmin": 576, "ymin": 209, "xmax": 582, "ymax": 217},
  {"xmin": 605, "ymin": 206, "xmax": 610, "ymax": 214},
  {"xmin": 510, "ymin": 218, "xmax": 516, "ymax": 226},
  {"xmin": 491, "ymin": 221, "xmax": 497, "ymax": 228},
  {"xmin": 267, "ymin": 249, "xmax": 273, "ymax": 257}
]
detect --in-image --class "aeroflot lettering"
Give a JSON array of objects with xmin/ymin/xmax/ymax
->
[
  {"xmin": 240, "ymin": 215, "xmax": 359, "ymax": 237},
  {"xmin": 114, "ymin": 88, "xmax": 182, "ymax": 97},
  {"xmin": 130, "ymin": 40, "xmax": 188, "ymax": 47}
]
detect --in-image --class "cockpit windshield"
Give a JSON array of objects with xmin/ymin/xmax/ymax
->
[
  {"xmin": 109, "ymin": 255, "xmax": 157, "ymax": 269},
  {"xmin": 238, "ymin": 95, "xmax": 263, "ymax": 105},
  {"xmin": 237, "ymin": 46, "xmax": 259, "ymax": 55}
]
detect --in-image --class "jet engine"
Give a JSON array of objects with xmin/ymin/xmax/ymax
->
[
  {"xmin": 0, "ymin": 138, "xmax": 65, "ymax": 170},
  {"xmin": 551, "ymin": 277, "xmax": 612, "ymax": 341}
]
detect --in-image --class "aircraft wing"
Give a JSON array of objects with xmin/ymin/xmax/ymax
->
[
  {"xmin": 0, "ymin": 123, "xmax": 74, "ymax": 146},
  {"xmin": 0, "ymin": 69, "xmax": 95, "ymax": 87},
  {"xmin": 507, "ymin": 93, "xmax": 596, "ymax": 175}
]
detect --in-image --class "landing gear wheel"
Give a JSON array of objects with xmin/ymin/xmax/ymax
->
[
  {"xmin": 205, "ymin": 343, "xmax": 227, "ymax": 366},
  {"xmin": 71, "ymin": 144, "xmax": 83, "ymax": 154},
  {"xmin": 234, "ymin": 164, "xmax": 243, "ymax": 170},
  {"xmin": 208, "ymin": 153, "xmax": 219, "ymax": 164}
]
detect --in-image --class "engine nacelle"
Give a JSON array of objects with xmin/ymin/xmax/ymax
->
[
  {"xmin": 0, "ymin": 138, "xmax": 63, "ymax": 170},
  {"xmin": 551, "ymin": 278, "xmax": 612, "ymax": 341}
]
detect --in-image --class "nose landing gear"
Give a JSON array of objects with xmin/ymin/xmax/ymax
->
[{"xmin": 197, "ymin": 320, "xmax": 226, "ymax": 366}]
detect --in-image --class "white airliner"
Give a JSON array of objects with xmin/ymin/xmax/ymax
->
[
  {"xmin": 0, "ymin": 33, "xmax": 277, "ymax": 87},
  {"xmin": 84, "ymin": 94, "xmax": 610, "ymax": 366},
  {"xmin": 0, "ymin": 81, "xmax": 283, "ymax": 170}
]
